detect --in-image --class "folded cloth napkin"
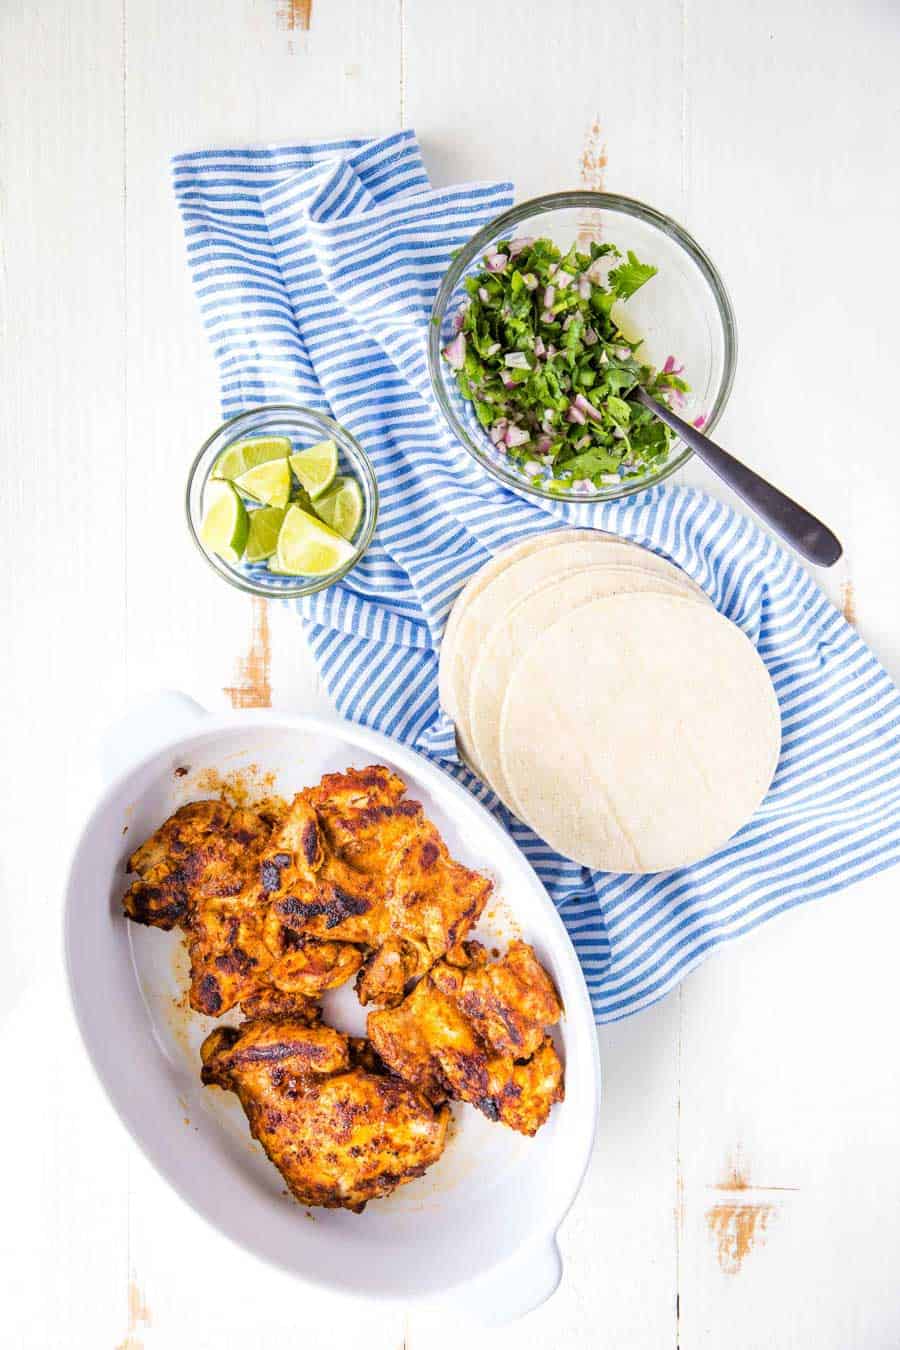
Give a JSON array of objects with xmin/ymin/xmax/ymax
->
[{"xmin": 174, "ymin": 131, "xmax": 900, "ymax": 1021}]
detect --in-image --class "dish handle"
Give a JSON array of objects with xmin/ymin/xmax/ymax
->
[
  {"xmin": 99, "ymin": 689, "xmax": 207, "ymax": 783},
  {"xmin": 459, "ymin": 1237, "xmax": 563, "ymax": 1325}
]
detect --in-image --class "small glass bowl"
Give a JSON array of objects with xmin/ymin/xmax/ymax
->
[
  {"xmin": 428, "ymin": 191, "xmax": 737, "ymax": 503},
  {"xmin": 186, "ymin": 405, "xmax": 378, "ymax": 598}
]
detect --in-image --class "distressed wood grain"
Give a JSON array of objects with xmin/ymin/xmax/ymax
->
[
  {"xmin": 224, "ymin": 598, "xmax": 272, "ymax": 709},
  {"xmin": 0, "ymin": 0, "xmax": 131, "ymax": 1345},
  {"xmin": 275, "ymin": 0, "xmax": 312, "ymax": 31}
]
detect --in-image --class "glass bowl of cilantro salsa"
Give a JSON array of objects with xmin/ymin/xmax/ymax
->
[{"xmin": 428, "ymin": 192, "xmax": 736, "ymax": 501}]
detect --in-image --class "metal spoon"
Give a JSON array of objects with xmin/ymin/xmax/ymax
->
[{"xmin": 633, "ymin": 388, "xmax": 843, "ymax": 567}]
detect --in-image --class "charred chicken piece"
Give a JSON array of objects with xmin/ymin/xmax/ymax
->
[
  {"xmin": 259, "ymin": 767, "xmax": 492, "ymax": 1008},
  {"xmin": 123, "ymin": 799, "xmax": 282, "ymax": 930},
  {"xmin": 261, "ymin": 793, "xmax": 385, "ymax": 948},
  {"xmin": 367, "ymin": 941, "xmax": 564, "ymax": 1136},
  {"xmin": 430, "ymin": 939, "xmax": 562, "ymax": 1060},
  {"xmin": 355, "ymin": 822, "xmax": 493, "ymax": 1007},
  {"xmin": 201, "ymin": 1016, "xmax": 449, "ymax": 1211},
  {"xmin": 123, "ymin": 797, "xmax": 362, "ymax": 1016}
]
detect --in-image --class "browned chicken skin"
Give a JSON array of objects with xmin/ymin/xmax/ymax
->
[
  {"xmin": 123, "ymin": 799, "xmax": 282, "ymax": 930},
  {"xmin": 368, "ymin": 941, "xmax": 565, "ymax": 1136},
  {"xmin": 259, "ymin": 767, "xmax": 493, "ymax": 1007},
  {"xmin": 200, "ymin": 1016, "xmax": 449, "ymax": 1211},
  {"xmin": 122, "ymin": 795, "xmax": 365, "ymax": 1015}
]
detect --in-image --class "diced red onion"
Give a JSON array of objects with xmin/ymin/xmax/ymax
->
[
  {"xmin": 573, "ymin": 478, "xmax": 594, "ymax": 494},
  {"xmin": 489, "ymin": 419, "xmax": 508, "ymax": 445},
  {"xmin": 583, "ymin": 326, "xmax": 598, "ymax": 346},
  {"xmin": 663, "ymin": 355, "xmax": 685, "ymax": 375},
  {"xmin": 613, "ymin": 426, "xmax": 626, "ymax": 440},
  {"xmin": 499, "ymin": 370, "xmax": 516, "ymax": 388},
  {"xmin": 522, "ymin": 459, "xmax": 543, "ymax": 477},
  {"xmin": 562, "ymin": 314, "xmax": 575, "ymax": 331},
  {"xmin": 504, "ymin": 351, "xmax": 530, "ymax": 369},
  {"xmin": 443, "ymin": 332, "xmax": 466, "ymax": 369},
  {"xmin": 540, "ymin": 311, "xmax": 554, "ymax": 324},
  {"xmin": 534, "ymin": 336, "xmax": 546, "ymax": 357},
  {"xmin": 478, "ymin": 286, "xmax": 490, "ymax": 304},
  {"xmin": 536, "ymin": 433, "xmax": 553, "ymax": 454},
  {"xmin": 451, "ymin": 304, "xmax": 468, "ymax": 334},
  {"xmin": 485, "ymin": 252, "xmax": 507, "ymax": 273},
  {"xmin": 578, "ymin": 276, "xmax": 592, "ymax": 300},
  {"xmin": 566, "ymin": 404, "xmax": 587, "ymax": 425},
  {"xmin": 586, "ymin": 259, "xmax": 606, "ymax": 284},
  {"xmin": 522, "ymin": 272, "xmax": 538, "ymax": 291},
  {"xmin": 485, "ymin": 341, "xmax": 500, "ymax": 357},
  {"xmin": 548, "ymin": 263, "xmax": 558, "ymax": 279},
  {"xmin": 693, "ymin": 414, "xmax": 707, "ymax": 429},
  {"xmin": 508, "ymin": 236, "xmax": 535, "ymax": 258},
  {"xmin": 575, "ymin": 435, "xmax": 591, "ymax": 450},
  {"xmin": 555, "ymin": 269, "xmax": 573, "ymax": 290},
  {"xmin": 573, "ymin": 392, "xmax": 603, "ymax": 423},
  {"xmin": 505, "ymin": 424, "xmax": 530, "ymax": 448},
  {"xmin": 543, "ymin": 285, "xmax": 556, "ymax": 309},
  {"xmin": 615, "ymin": 346, "xmax": 630, "ymax": 360},
  {"xmin": 546, "ymin": 343, "xmax": 558, "ymax": 357}
]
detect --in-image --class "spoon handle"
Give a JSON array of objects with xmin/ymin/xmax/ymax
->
[{"xmin": 634, "ymin": 389, "xmax": 843, "ymax": 567}]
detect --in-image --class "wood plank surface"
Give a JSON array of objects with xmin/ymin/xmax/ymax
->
[{"xmin": 2, "ymin": 0, "xmax": 899, "ymax": 1345}]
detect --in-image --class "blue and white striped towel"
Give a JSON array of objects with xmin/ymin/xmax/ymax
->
[{"xmin": 174, "ymin": 130, "xmax": 900, "ymax": 1021}]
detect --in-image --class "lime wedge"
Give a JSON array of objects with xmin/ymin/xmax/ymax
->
[
  {"xmin": 235, "ymin": 459, "xmax": 292, "ymax": 509},
  {"xmin": 289, "ymin": 439, "xmax": 339, "ymax": 499},
  {"xmin": 245, "ymin": 506, "xmax": 286, "ymax": 563},
  {"xmin": 199, "ymin": 480, "xmax": 249, "ymax": 563},
  {"xmin": 212, "ymin": 436, "xmax": 291, "ymax": 482},
  {"xmin": 275, "ymin": 504, "xmax": 356, "ymax": 577},
  {"xmin": 313, "ymin": 476, "xmax": 363, "ymax": 541}
]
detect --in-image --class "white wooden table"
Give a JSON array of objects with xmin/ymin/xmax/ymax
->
[{"xmin": 3, "ymin": 2, "xmax": 900, "ymax": 1345}]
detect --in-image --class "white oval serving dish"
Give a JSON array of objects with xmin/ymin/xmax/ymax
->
[{"xmin": 63, "ymin": 692, "xmax": 600, "ymax": 1322}]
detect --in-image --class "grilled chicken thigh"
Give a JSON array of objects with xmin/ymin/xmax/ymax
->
[
  {"xmin": 123, "ymin": 796, "xmax": 362, "ymax": 1015},
  {"xmin": 368, "ymin": 941, "xmax": 564, "ymax": 1136},
  {"xmin": 123, "ymin": 798, "xmax": 283, "ymax": 931},
  {"xmin": 259, "ymin": 766, "xmax": 493, "ymax": 1007},
  {"xmin": 201, "ymin": 1016, "xmax": 449, "ymax": 1211}
]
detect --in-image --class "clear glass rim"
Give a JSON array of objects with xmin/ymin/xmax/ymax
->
[
  {"xmin": 185, "ymin": 404, "xmax": 379, "ymax": 599},
  {"xmin": 427, "ymin": 190, "xmax": 738, "ymax": 504}
]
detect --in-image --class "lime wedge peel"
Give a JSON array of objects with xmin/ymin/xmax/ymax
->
[
  {"xmin": 314, "ymin": 476, "xmax": 364, "ymax": 541},
  {"xmin": 212, "ymin": 436, "xmax": 291, "ymax": 482},
  {"xmin": 235, "ymin": 459, "xmax": 292, "ymax": 509},
  {"xmin": 245, "ymin": 506, "xmax": 286, "ymax": 563},
  {"xmin": 289, "ymin": 439, "xmax": 339, "ymax": 500},
  {"xmin": 275, "ymin": 504, "xmax": 356, "ymax": 577},
  {"xmin": 199, "ymin": 480, "xmax": 249, "ymax": 563}
]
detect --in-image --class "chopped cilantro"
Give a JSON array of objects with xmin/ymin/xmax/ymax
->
[
  {"xmin": 609, "ymin": 251, "xmax": 659, "ymax": 301},
  {"xmin": 441, "ymin": 235, "xmax": 687, "ymax": 491}
]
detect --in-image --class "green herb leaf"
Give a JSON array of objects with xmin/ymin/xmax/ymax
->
[
  {"xmin": 440, "ymin": 235, "xmax": 686, "ymax": 484},
  {"xmin": 609, "ymin": 251, "xmax": 658, "ymax": 300},
  {"xmin": 607, "ymin": 396, "xmax": 631, "ymax": 428}
]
